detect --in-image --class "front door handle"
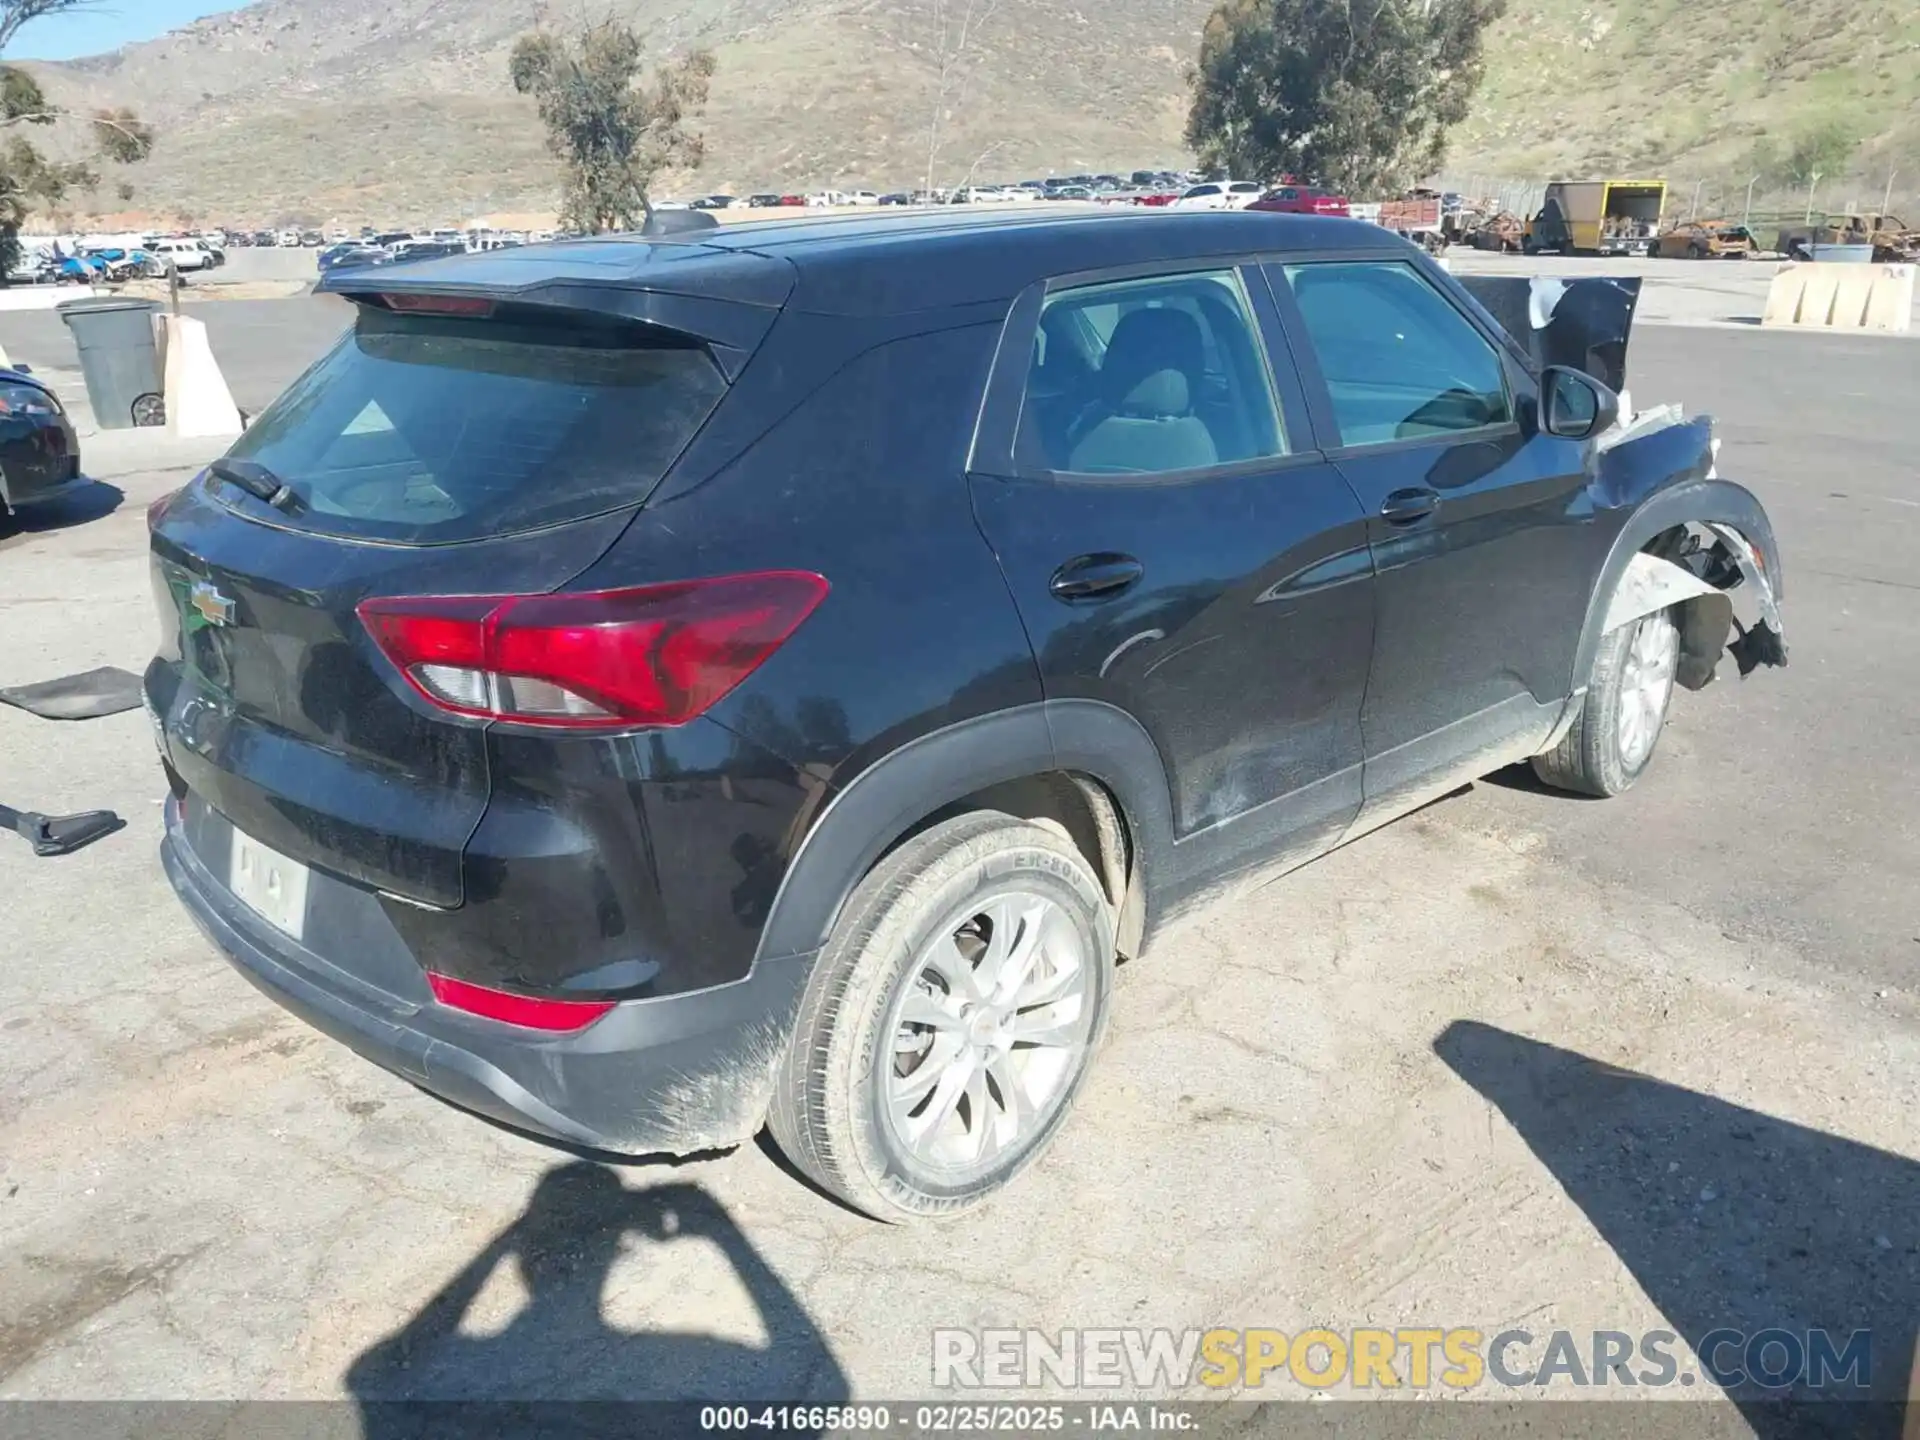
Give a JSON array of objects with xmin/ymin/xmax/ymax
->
[
  {"xmin": 1380, "ymin": 488, "xmax": 1440, "ymax": 525},
  {"xmin": 1049, "ymin": 553, "xmax": 1144, "ymax": 602}
]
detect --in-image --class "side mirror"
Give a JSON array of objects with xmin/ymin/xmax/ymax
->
[{"xmin": 1540, "ymin": 365, "xmax": 1619, "ymax": 440}]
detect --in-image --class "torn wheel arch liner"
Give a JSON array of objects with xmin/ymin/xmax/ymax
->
[{"xmin": 1563, "ymin": 477, "xmax": 1785, "ymax": 715}]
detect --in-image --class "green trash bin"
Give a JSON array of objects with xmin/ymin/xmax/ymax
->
[{"xmin": 57, "ymin": 296, "xmax": 164, "ymax": 431}]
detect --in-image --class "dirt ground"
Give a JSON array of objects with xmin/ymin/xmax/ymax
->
[{"xmin": 1, "ymin": 309, "xmax": 1916, "ymax": 1427}]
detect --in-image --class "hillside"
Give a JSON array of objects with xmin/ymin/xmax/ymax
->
[{"xmin": 13, "ymin": 0, "xmax": 1917, "ymax": 226}]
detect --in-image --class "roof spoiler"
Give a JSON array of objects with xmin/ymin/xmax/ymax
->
[
  {"xmin": 318, "ymin": 241, "xmax": 794, "ymax": 380},
  {"xmin": 1455, "ymin": 276, "xmax": 1642, "ymax": 396}
]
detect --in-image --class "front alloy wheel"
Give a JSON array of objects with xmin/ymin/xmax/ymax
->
[{"xmin": 1532, "ymin": 604, "xmax": 1682, "ymax": 798}]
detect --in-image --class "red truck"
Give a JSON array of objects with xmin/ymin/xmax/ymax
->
[{"xmin": 1246, "ymin": 182, "xmax": 1350, "ymax": 218}]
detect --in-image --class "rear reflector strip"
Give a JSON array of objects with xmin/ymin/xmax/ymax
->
[{"xmin": 427, "ymin": 972, "xmax": 616, "ymax": 1032}]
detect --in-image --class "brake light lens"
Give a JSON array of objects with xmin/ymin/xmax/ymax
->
[
  {"xmin": 357, "ymin": 571, "xmax": 829, "ymax": 729},
  {"xmin": 427, "ymin": 972, "xmax": 615, "ymax": 1031},
  {"xmin": 378, "ymin": 293, "xmax": 495, "ymax": 317}
]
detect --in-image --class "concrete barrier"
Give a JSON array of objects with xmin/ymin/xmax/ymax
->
[
  {"xmin": 1761, "ymin": 262, "xmax": 1915, "ymax": 334},
  {"xmin": 153, "ymin": 313, "xmax": 243, "ymax": 439}
]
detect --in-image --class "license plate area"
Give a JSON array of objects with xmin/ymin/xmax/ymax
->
[{"xmin": 230, "ymin": 826, "xmax": 310, "ymax": 940}]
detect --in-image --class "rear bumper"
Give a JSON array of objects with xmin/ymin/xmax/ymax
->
[
  {"xmin": 161, "ymin": 806, "xmax": 815, "ymax": 1157},
  {"xmin": 0, "ymin": 422, "xmax": 82, "ymax": 510}
]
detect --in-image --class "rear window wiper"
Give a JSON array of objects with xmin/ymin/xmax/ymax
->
[{"xmin": 208, "ymin": 457, "xmax": 306, "ymax": 515}]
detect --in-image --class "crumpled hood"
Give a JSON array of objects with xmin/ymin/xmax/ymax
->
[{"xmin": 1456, "ymin": 275, "xmax": 1643, "ymax": 395}]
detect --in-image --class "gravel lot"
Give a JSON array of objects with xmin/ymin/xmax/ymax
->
[{"xmin": 1, "ymin": 271, "xmax": 1916, "ymax": 1424}]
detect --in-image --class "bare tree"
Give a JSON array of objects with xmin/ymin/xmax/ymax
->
[{"xmin": 872, "ymin": 0, "xmax": 1003, "ymax": 196}]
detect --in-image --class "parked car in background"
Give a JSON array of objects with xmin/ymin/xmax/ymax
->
[
  {"xmin": 879, "ymin": 193, "xmax": 914, "ymax": 206},
  {"xmin": 317, "ymin": 244, "xmax": 391, "ymax": 273},
  {"xmin": 371, "ymin": 231, "xmax": 414, "ymax": 248},
  {"xmin": 149, "ymin": 237, "xmax": 215, "ymax": 272},
  {"xmin": 0, "ymin": 364, "xmax": 81, "ymax": 520},
  {"xmin": 691, "ymin": 195, "xmax": 737, "ymax": 211},
  {"xmin": 1171, "ymin": 181, "xmax": 1263, "ymax": 211},
  {"xmin": 386, "ymin": 239, "xmax": 467, "ymax": 263},
  {"xmin": 300, "ymin": 230, "xmax": 327, "ymax": 248},
  {"xmin": 748, "ymin": 194, "xmax": 784, "ymax": 208},
  {"xmin": 778, "ymin": 194, "xmax": 806, "ymax": 207},
  {"xmin": 1653, "ymin": 219, "xmax": 1757, "ymax": 259},
  {"xmin": 1248, "ymin": 185, "xmax": 1352, "ymax": 219}
]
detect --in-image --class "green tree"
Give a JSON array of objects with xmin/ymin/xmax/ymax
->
[
  {"xmin": 509, "ymin": 19, "xmax": 715, "ymax": 234},
  {"xmin": 1751, "ymin": 121, "xmax": 1857, "ymax": 192},
  {"xmin": 1, "ymin": 2, "xmax": 153, "ymax": 274},
  {"xmin": 1186, "ymin": 0, "xmax": 1506, "ymax": 196}
]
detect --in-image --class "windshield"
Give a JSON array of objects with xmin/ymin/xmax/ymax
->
[{"xmin": 218, "ymin": 306, "xmax": 727, "ymax": 545}]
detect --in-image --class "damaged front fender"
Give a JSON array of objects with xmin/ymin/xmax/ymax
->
[{"xmin": 1571, "ymin": 478, "xmax": 1788, "ymax": 705}]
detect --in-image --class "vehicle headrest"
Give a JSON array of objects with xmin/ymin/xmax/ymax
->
[
  {"xmin": 1114, "ymin": 368, "xmax": 1191, "ymax": 418},
  {"xmin": 1101, "ymin": 307, "xmax": 1204, "ymax": 410}
]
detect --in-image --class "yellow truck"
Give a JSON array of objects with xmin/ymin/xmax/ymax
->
[{"xmin": 1526, "ymin": 180, "xmax": 1668, "ymax": 257}]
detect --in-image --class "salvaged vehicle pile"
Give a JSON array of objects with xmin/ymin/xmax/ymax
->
[{"xmin": 145, "ymin": 211, "xmax": 1786, "ymax": 1221}]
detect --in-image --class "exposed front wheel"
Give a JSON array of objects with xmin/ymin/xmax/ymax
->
[
  {"xmin": 768, "ymin": 812, "xmax": 1114, "ymax": 1221},
  {"xmin": 1532, "ymin": 607, "xmax": 1681, "ymax": 797}
]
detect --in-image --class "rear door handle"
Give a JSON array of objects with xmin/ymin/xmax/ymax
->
[
  {"xmin": 1380, "ymin": 488, "xmax": 1440, "ymax": 525},
  {"xmin": 1049, "ymin": 553, "xmax": 1144, "ymax": 602}
]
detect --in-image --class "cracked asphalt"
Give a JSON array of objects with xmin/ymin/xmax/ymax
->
[{"xmin": 1, "ymin": 296, "xmax": 1916, "ymax": 1418}]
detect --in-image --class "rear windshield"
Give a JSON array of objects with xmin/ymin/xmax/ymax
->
[{"xmin": 218, "ymin": 306, "xmax": 727, "ymax": 544}]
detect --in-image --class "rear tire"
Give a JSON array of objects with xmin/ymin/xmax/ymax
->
[
  {"xmin": 768, "ymin": 811, "xmax": 1114, "ymax": 1222},
  {"xmin": 1532, "ymin": 607, "xmax": 1681, "ymax": 798}
]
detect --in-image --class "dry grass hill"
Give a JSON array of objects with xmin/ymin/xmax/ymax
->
[{"xmin": 13, "ymin": 0, "xmax": 1917, "ymax": 226}]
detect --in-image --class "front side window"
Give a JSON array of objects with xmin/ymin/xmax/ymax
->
[
  {"xmin": 1183, "ymin": 185, "xmax": 1221, "ymax": 200},
  {"xmin": 1281, "ymin": 261, "xmax": 1512, "ymax": 448},
  {"xmin": 1020, "ymin": 269, "xmax": 1287, "ymax": 476}
]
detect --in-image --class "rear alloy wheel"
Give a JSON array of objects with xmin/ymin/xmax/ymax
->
[
  {"xmin": 1532, "ymin": 606, "xmax": 1681, "ymax": 798},
  {"xmin": 769, "ymin": 811, "xmax": 1113, "ymax": 1221}
]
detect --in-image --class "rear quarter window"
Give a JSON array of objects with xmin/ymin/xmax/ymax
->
[{"xmin": 219, "ymin": 307, "xmax": 727, "ymax": 544}]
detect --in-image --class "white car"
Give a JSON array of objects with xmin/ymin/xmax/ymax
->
[
  {"xmin": 149, "ymin": 237, "xmax": 214, "ymax": 271},
  {"xmin": 1170, "ymin": 181, "xmax": 1264, "ymax": 211},
  {"xmin": 849, "ymin": 190, "xmax": 880, "ymax": 206}
]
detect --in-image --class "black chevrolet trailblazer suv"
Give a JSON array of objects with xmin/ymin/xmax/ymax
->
[{"xmin": 147, "ymin": 209, "xmax": 1786, "ymax": 1220}]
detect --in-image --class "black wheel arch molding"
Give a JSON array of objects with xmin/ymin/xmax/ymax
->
[{"xmin": 752, "ymin": 699, "xmax": 1178, "ymax": 972}]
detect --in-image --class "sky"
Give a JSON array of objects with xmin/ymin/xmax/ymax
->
[{"xmin": 11, "ymin": 0, "xmax": 241, "ymax": 61}]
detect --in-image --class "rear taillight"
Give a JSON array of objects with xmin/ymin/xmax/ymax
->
[
  {"xmin": 357, "ymin": 571, "xmax": 828, "ymax": 729},
  {"xmin": 427, "ymin": 972, "xmax": 615, "ymax": 1031}
]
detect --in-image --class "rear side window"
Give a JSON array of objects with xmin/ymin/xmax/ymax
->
[
  {"xmin": 1280, "ymin": 261, "xmax": 1511, "ymax": 448},
  {"xmin": 220, "ymin": 307, "xmax": 727, "ymax": 544},
  {"xmin": 1019, "ymin": 269, "xmax": 1286, "ymax": 476}
]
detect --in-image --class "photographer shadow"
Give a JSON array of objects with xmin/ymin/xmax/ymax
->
[
  {"xmin": 348, "ymin": 1163, "xmax": 848, "ymax": 1438},
  {"xmin": 1436, "ymin": 1021, "xmax": 1919, "ymax": 1440}
]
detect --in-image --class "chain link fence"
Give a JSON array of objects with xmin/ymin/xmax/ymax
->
[{"xmin": 1427, "ymin": 170, "xmax": 1920, "ymax": 249}]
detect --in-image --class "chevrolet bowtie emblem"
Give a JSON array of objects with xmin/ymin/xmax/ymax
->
[{"xmin": 189, "ymin": 581, "xmax": 236, "ymax": 627}]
